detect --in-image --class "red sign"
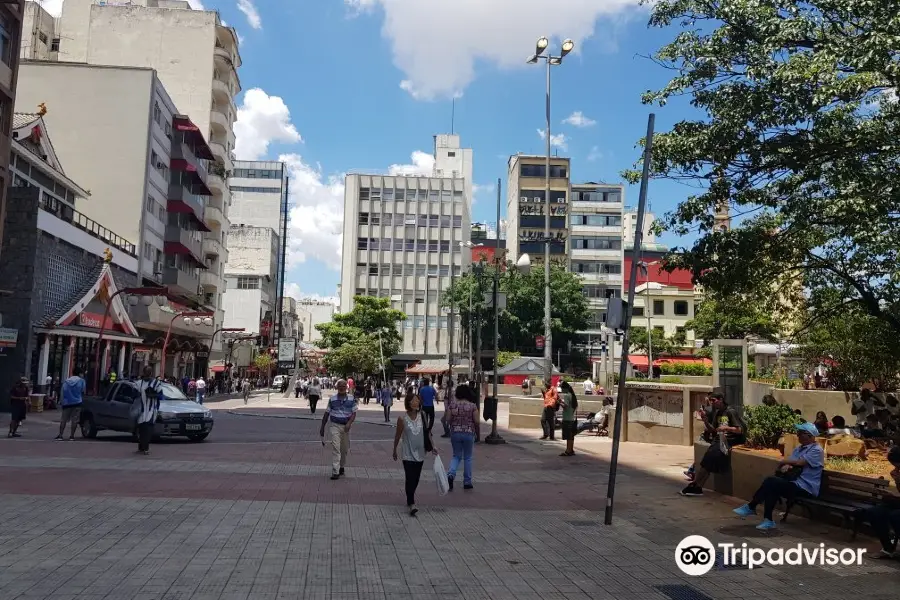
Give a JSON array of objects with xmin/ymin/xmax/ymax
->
[
  {"xmin": 535, "ymin": 335, "xmax": 545, "ymax": 349},
  {"xmin": 78, "ymin": 311, "xmax": 124, "ymax": 332}
]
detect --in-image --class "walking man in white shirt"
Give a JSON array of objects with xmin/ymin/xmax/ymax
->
[
  {"xmin": 583, "ymin": 378, "xmax": 594, "ymax": 395},
  {"xmin": 195, "ymin": 376, "xmax": 207, "ymax": 404},
  {"xmin": 136, "ymin": 366, "xmax": 161, "ymax": 456}
]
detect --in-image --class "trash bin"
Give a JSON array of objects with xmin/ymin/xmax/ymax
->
[{"xmin": 483, "ymin": 396, "xmax": 498, "ymax": 422}]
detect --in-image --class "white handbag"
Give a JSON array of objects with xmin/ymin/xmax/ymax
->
[{"xmin": 433, "ymin": 455, "xmax": 449, "ymax": 496}]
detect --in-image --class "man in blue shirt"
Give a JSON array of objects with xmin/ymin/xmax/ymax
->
[
  {"xmin": 319, "ymin": 379, "xmax": 358, "ymax": 480},
  {"xmin": 733, "ymin": 422, "xmax": 825, "ymax": 530},
  {"xmin": 56, "ymin": 369, "xmax": 86, "ymax": 441},
  {"xmin": 418, "ymin": 377, "xmax": 437, "ymax": 432}
]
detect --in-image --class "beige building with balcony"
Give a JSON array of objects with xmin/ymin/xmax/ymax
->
[
  {"xmin": 505, "ymin": 154, "xmax": 570, "ymax": 266},
  {"xmin": 25, "ymin": 0, "xmax": 242, "ymax": 354},
  {"xmin": 222, "ymin": 226, "xmax": 279, "ymax": 343}
]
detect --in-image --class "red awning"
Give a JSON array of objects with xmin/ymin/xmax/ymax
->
[
  {"xmin": 210, "ymin": 365, "xmax": 227, "ymax": 373},
  {"xmin": 171, "ymin": 159, "xmax": 213, "ymax": 196},
  {"xmin": 166, "ymin": 200, "xmax": 211, "ymax": 232},
  {"xmin": 163, "ymin": 242, "xmax": 208, "ymax": 268}
]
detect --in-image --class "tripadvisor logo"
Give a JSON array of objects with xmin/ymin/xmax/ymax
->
[{"xmin": 675, "ymin": 535, "xmax": 865, "ymax": 576}]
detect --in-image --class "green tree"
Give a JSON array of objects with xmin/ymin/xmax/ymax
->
[
  {"xmin": 254, "ymin": 353, "xmax": 275, "ymax": 373},
  {"xmin": 496, "ymin": 351, "xmax": 521, "ymax": 368},
  {"xmin": 316, "ymin": 296, "xmax": 406, "ymax": 357},
  {"xmin": 794, "ymin": 308, "xmax": 900, "ymax": 391},
  {"xmin": 443, "ymin": 261, "xmax": 591, "ymax": 353},
  {"xmin": 687, "ymin": 297, "xmax": 779, "ymax": 347},
  {"xmin": 630, "ymin": 327, "xmax": 686, "ymax": 357},
  {"xmin": 323, "ymin": 338, "xmax": 381, "ymax": 378},
  {"xmin": 635, "ymin": 0, "xmax": 900, "ymax": 338}
]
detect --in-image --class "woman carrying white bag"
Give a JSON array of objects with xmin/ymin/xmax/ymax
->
[{"xmin": 393, "ymin": 390, "xmax": 439, "ymax": 516}]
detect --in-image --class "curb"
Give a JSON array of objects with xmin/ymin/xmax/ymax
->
[{"xmin": 225, "ymin": 410, "xmax": 394, "ymax": 427}]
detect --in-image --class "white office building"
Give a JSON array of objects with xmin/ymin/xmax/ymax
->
[
  {"xmin": 569, "ymin": 183, "xmax": 625, "ymax": 347},
  {"xmin": 623, "ymin": 208, "xmax": 657, "ymax": 247},
  {"xmin": 339, "ymin": 135, "xmax": 472, "ymax": 361},
  {"xmin": 30, "ymin": 0, "xmax": 242, "ymax": 354}
]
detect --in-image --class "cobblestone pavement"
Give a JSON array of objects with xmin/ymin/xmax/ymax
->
[{"xmin": 1, "ymin": 407, "xmax": 898, "ymax": 600}]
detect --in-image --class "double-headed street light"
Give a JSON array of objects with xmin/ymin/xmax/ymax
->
[
  {"xmin": 528, "ymin": 35, "xmax": 574, "ymax": 386},
  {"xmin": 161, "ymin": 311, "xmax": 214, "ymax": 379}
]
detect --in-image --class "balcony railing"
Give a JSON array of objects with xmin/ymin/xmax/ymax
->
[{"xmin": 39, "ymin": 194, "xmax": 136, "ymax": 256}]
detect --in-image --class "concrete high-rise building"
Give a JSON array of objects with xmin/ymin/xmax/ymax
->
[
  {"xmin": 570, "ymin": 183, "xmax": 625, "ymax": 342},
  {"xmin": 21, "ymin": 1, "xmax": 58, "ymax": 61},
  {"xmin": 33, "ymin": 0, "xmax": 241, "ymax": 354},
  {"xmin": 0, "ymin": 1, "xmax": 26, "ymax": 267},
  {"xmin": 228, "ymin": 160, "xmax": 289, "ymax": 326},
  {"xmin": 222, "ymin": 226, "xmax": 278, "ymax": 340},
  {"xmin": 505, "ymin": 154, "xmax": 570, "ymax": 265},
  {"xmin": 295, "ymin": 300, "xmax": 335, "ymax": 343},
  {"xmin": 623, "ymin": 208, "xmax": 657, "ymax": 247},
  {"xmin": 340, "ymin": 135, "xmax": 472, "ymax": 362}
]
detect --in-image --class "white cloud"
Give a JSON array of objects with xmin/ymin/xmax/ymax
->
[
  {"xmin": 284, "ymin": 283, "xmax": 339, "ymax": 306},
  {"xmin": 234, "ymin": 89, "xmax": 302, "ymax": 160},
  {"xmin": 346, "ymin": 0, "xmax": 638, "ymax": 99},
  {"xmin": 237, "ymin": 0, "xmax": 262, "ymax": 29},
  {"xmin": 563, "ymin": 111, "xmax": 597, "ymax": 127},
  {"xmin": 41, "ymin": 0, "xmax": 205, "ymax": 17},
  {"xmin": 281, "ymin": 154, "xmax": 345, "ymax": 271},
  {"xmin": 387, "ymin": 150, "xmax": 434, "ymax": 176},
  {"xmin": 472, "ymin": 183, "xmax": 495, "ymax": 205},
  {"xmin": 537, "ymin": 129, "xmax": 568, "ymax": 151},
  {"xmin": 587, "ymin": 146, "xmax": 603, "ymax": 161}
]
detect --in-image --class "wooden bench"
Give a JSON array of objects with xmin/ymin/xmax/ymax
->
[{"xmin": 782, "ymin": 471, "xmax": 892, "ymax": 539}]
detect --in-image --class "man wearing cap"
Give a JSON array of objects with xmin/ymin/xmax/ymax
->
[
  {"xmin": 733, "ymin": 422, "xmax": 825, "ymax": 530},
  {"xmin": 681, "ymin": 393, "xmax": 744, "ymax": 497},
  {"xmin": 319, "ymin": 379, "xmax": 358, "ymax": 480}
]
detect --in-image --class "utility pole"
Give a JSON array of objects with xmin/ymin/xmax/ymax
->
[{"xmin": 605, "ymin": 114, "xmax": 656, "ymax": 525}]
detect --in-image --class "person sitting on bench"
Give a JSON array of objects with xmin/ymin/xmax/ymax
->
[
  {"xmin": 732, "ymin": 422, "xmax": 825, "ymax": 531},
  {"xmin": 576, "ymin": 397, "xmax": 613, "ymax": 435},
  {"xmin": 859, "ymin": 446, "xmax": 900, "ymax": 559}
]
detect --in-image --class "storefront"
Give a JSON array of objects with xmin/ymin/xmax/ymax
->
[{"xmin": 31, "ymin": 262, "xmax": 143, "ymax": 393}]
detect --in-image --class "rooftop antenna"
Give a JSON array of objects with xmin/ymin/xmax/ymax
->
[{"xmin": 451, "ymin": 97, "xmax": 455, "ymax": 134}]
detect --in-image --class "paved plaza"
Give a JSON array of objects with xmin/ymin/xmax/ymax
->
[{"xmin": 0, "ymin": 397, "xmax": 897, "ymax": 600}]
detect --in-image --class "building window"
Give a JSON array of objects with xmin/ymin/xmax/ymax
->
[
  {"xmin": 653, "ymin": 300, "xmax": 665, "ymax": 316},
  {"xmin": 633, "ymin": 306, "xmax": 645, "ymax": 317},
  {"xmin": 38, "ymin": 32, "xmax": 48, "ymax": 45},
  {"xmin": 50, "ymin": 38, "xmax": 60, "ymax": 52},
  {"xmin": 153, "ymin": 102, "xmax": 161, "ymax": 124},
  {"xmin": 519, "ymin": 164, "xmax": 568, "ymax": 178},
  {"xmin": 230, "ymin": 186, "xmax": 281, "ymax": 194},
  {"xmin": 0, "ymin": 16, "xmax": 12, "ymax": 66},
  {"xmin": 570, "ymin": 214, "xmax": 622, "ymax": 227},
  {"xmin": 368, "ymin": 264, "xmax": 378, "ymax": 275},
  {"xmin": 145, "ymin": 196, "xmax": 156, "ymax": 217},
  {"xmin": 674, "ymin": 300, "xmax": 689, "ymax": 316},
  {"xmin": 357, "ymin": 237, "xmax": 368, "ymax": 250},
  {"xmin": 232, "ymin": 168, "xmax": 282, "ymax": 179},
  {"xmin": 570, "ymin": 237, "xmax": 622, "ymax": 250},
  {"xmin": 447, "ymin": 151, "xmax": 456, "ymax": 157},
  {"xmin": 237, "ymin": 276, "xmax": 260, "ymax": 289},
  {"xmin": 359, "ymin": 212, "xmax": 369, "ymax": 225},
  {"xmin": 359, "ymin": 187, "xmax": 370, "ymax": 200},
  {"xmin": 383, "ymin": 189, "xmax": 394, "ymax": 201},
  {"xmin": 452, "ymin": 216, "xmax": 462, "ymax": 227}
]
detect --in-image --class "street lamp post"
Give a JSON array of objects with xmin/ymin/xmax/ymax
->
[
  {"xmin": 528, "ymin": 36, "xmax": 574, "ymax": 387},
  {"xmin": 161, "ymin": 311, "xmax": 213, "ymax": 379},
  {"xmin": 638, "ymin": 260, "xmax": 660, "ymax": 379},
  {"xmin": 92, "ymin": 286, "xmax": 169, "ymax": 394}
]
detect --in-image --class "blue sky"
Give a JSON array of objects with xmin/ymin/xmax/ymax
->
[{"xmin": 184, "ymin": 1, "xmax": 701, "ymax": 301}]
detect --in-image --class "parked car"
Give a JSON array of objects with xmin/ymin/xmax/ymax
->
[
  {"xmin": 272, "ymin": 375, "xmax": 285, "ymax": 389},
  {"xmin": 80, "ymin": 380, "xmax": 214, "ymax": 442}
]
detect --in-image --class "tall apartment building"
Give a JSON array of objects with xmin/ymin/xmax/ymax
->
[
  {"xmin": 228, "ymin": 160, "xmax": 289, "ymax": 323},
  {"xmin": 340, "ymin": 135, "xmax": 472, "ymax": 361},
  {"xmin": 16, "ymin": 62, "xmax": 215, "ymax": 293},
  {"xmin": 505, "ymin": 154, "xmax": 570, "ymax": 265},
  {"xmin": 623, "ymin": 208, "xmax": 657, "ymax": 247},
  {"xmin": 569, "ymin": 183, "xmax": 625, "ymax": 342},
  {"xmin": 30, "ymin": 0, "xmax": 242, "ymax": 354},
  {"xmin": 222, "ymin": 226, "xmax": 278, "ymax": 340},
  {"xmin": 21, "ymin": 1, "xmax": 58, "ymax": 60},
  {"xmin": 0, "ymin": 1, "xmax": 26, "ymax": 266}
]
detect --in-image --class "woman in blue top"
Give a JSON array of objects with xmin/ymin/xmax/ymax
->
[{"xmin": 379, "ymin": 383, "xmax": 394, "ymax": 423}]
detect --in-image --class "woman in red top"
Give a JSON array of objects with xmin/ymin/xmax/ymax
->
[{"xmin": 444, "ymin": 384, "xmax": 479, "ymax": 490}]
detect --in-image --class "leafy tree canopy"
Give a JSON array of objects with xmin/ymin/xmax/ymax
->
[
  {"xmin": 687, "ymin": 297, "xmax": 779, "ymax": 345},
  {"xmin": 323, "ymin": 338, "xmax": 381, "ymax": 378},
  {"xmin": 254, "ymin": 353, "xmax": 275, "ymax": 372},
  {"xmin": 636, "ymin": 0, "xmax": 900, "ymax": 337},
  {"xmin": 316, "ymin": 296, "xmax": 406, "ymax": 357},
  {"xmin": 630, "ymin": 327, "xmax": 686, "ymax": 357}
]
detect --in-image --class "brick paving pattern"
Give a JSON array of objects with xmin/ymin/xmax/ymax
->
[{"xmin": 0, "ymin": 404, "xmax": 897, "ymax": 599}]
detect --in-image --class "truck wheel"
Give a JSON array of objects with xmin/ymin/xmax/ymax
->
[{"xmin": 80, "ymin": 414, "xmax": 98, "ymax": 438}]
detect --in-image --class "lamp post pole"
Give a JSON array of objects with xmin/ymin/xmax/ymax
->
[
  {"xmin": 528, "ymin": 36, "xmax": 574, "ymax": 387},
  {"xmin": 161, "ymin": 311, "xmax": 213, "ymax": 380}
]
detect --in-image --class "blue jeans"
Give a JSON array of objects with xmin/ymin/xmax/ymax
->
[{"xmin": 448, "ymin": 432, "xmax": 475, "ymax": 485}]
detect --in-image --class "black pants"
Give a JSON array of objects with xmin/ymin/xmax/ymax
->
[
  {"xmin": 748, "ymin": 476, "xmax": 810, "ymax": 520},
  {"xmin": 422, "ymin": 405, "xmax": 435, "ymax": 431},
  {"xmin": 541, "ymin": 406, "xmax": 556, "ymax": 439},
  {"xmin": 402, "ymin": 460, "xmax": 424, "ymax": 506},
  {"xmin": 862, "ymin": 504, "xmax": 900, "ymax": 553},
  {"xmin": 384, "ymin": 405, "xmax": 391, "ymax": 422},
  {"xmin": 137, "ymin": 422, "xmax": 153, "ymax": 452},
  {"xmin": 295, "ymin": 389, "xmax": 301, "ymax": 398},
  {"xmin": 309, "ymin": 396, "xmax": 319, "ymax": 414}
]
